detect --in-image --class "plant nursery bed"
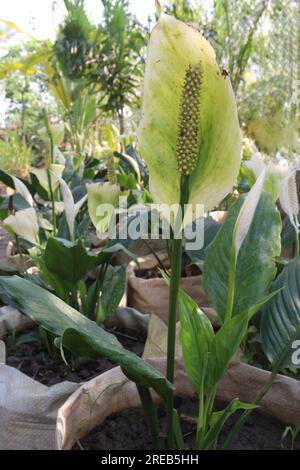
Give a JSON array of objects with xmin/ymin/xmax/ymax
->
[
  {"xmin": 76, "ymin": 397, "xmax": 300, "ymax": 451},
  {"xmin": 5, "ymin": 328, "xmax": 145, "ymax": 386}
]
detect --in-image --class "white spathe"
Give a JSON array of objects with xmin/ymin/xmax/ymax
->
[
  {"xmin": 54, "ymin": 173, "xmax": 87, "ymax": 238},
  {"xmin": 4, "ymin": 208, "xmax": 39, "ymax": 245},
  {"xmin": 11, "ymin": 175, "xmax": 33, "ymax": 207},
  {"xmin": 279, "ymin": 164, "xmax": 300, "ymax": 230},
  {"xmin": 234, "ymin": 169, "xmax": 266, "ymax": 258}
]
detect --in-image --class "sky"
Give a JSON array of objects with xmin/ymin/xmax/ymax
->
[
  {"xmin": 0, "ymin": 0, "xmax": 188, "ymax": 40},
  {"xmin": 0, "ymin": 0, "xmax": 153, "ymax": 40},
  {"xmin": 0, "ymin": 1, "xmax": 213, "ymax": 40}
]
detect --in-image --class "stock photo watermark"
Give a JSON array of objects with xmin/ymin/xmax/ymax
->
[
  {"xmin": 292, "ymin": 340, "xmax": 300, "ymax": 366},
  {"xmin": 94, "ymin": 197, "xmax": 205, "ymax": 250}
]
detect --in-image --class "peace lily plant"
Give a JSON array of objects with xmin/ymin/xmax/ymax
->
[
  {"xmin": 0, "ymin": 9, "xmax": 295, "ymax": 452},
  {"xmin": 138, "ymin": 11, "xmax": 242, "ymax": 447},
  {"xmin": 244, "ymin": 154, "xmax": 300, "ymax": 255}
]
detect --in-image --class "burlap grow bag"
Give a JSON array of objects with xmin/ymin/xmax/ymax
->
[
  {"xmin": 0, "ymin": 303, "xmax": 151, "ymax": 450},
  {"xmin": 0, "ymin": 340, "xmax": 79, "ymax": 450},
  {"xmin": 56, "ymin": 315, "xmax": 300, "ymax": 450},
  {"xmin": 0, "ymin": 307, "xmax": 80, "ymax": 450},
  {"xmin": 127, "ymin": 260, "xmax": 216, "ymax": 325},
  {"xmin": 56, "ymin": 360, "xmax": 300, "ymax": 450},
  {"xmin": 0, "ymin": 305, "xmax": 35, "ymax": 338}
]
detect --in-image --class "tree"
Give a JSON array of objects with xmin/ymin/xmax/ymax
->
[{"xmin": 54, "ymin": 0, "xmax": 147, "ymax": 133}]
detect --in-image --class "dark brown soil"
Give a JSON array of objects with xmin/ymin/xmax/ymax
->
[
  {"xmin": 78, "ymin": 397, "xmax": 300, "ymax": 451},
  {"xmin": 6, "ymin": 328, "xmax": 145, "ymax": 386}
]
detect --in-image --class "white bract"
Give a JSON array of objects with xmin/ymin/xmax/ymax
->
[
  {"xmin": 87, "ymin": 182, "xmax": 122, "ymax": 235},
  {"xmin": 55, "ymin": 174, "xmax": 88, "ymax": 238},
  {"xmin": 279, "ymin": 164, "xmax": 300, "ymax": 230},
  {"xmin": 234, "ymin": 169, "xmax": 266, "ymax": 258},
  {"xmin": 30, "ymin": 164, "xmax": 65, "ymax": 193},
  {"xmin": 244, "ymin": 153, "xmax": 288, "ymax": 201},
  {"xmin": 137, "ymin": 13, "xmax": 241, "ymax": 220},
  {"xmin": 11, "ymin": 175, "xmax": 33, "ymax": 207},
  {"xmin": 4, "ymin": 208, "xmax": 39, "ymax": 245}
]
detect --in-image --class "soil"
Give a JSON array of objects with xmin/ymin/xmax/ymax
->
[
  {"xmin": 5, "ymin": 328, "xmax": 145, "ymax": 386},
  {"xmin": 78, "ymin": 397, "xmax": 300, "ymax": 451}
]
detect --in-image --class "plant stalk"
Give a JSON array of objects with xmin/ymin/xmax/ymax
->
[
  {"xmin": 166, "ymin": 175, "xmax": 189, "ymax": 449},
  {"xmin": 224, "ymin": 241, "xmax": 236, "ymax": 323},
  {"xmin": 165, "ymin": 236, "xmax": 183, "ymax": 448},
  {"xmin": 47, "ymin": 170, "xmax": 57, "ymax": 237},
  {"xmin": 137, "ymin": 385, "xmax": 162, "ymax": 449}
]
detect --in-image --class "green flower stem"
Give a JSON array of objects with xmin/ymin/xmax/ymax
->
[
  {"xmin": 43, "ymin": 108, "xmax": 54, "ymax": 165},
  {"xmin": 14, "ymin": 234, "xmax": 27, "ymax": 276},
  {"xmin": 166, "ymin": 175, "xmax": 189, "ymax": 449},
  {"xmin": 43, "ymin": 109, "xmax": 56, "ymax": 237},
  {"xmin": 47, "ymin": 169, "xmax": 57, "ymax": 237},
  {"xmin": 137, "ymin": 385, "xmax": 162, "ymax": 450},
  {"xmin": 165, "ymin": 236, "xmax": 183, "ymax": 448},
  {"xmin": 224, "ymin": 239, "xmax": 237, "ymax": 324}
]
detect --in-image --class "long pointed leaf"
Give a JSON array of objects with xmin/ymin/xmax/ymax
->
[
  {"xmin": 261, "ymin": 255, "xmax": 300, "ymax": 369},
  {"xmin": 0, "ymin": 276, "xmax": 173, "ymax": 400}
]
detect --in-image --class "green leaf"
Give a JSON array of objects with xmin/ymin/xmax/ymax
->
[
  {"xmin": 201, "ymin": 399, "xmax": 258, "ymax": 449},
  {"xmin": 87, "ymin": 182, "xmax": 122, "ymax": 233},
  {"xmin": 29, "ymin": 172, "xmax": 50, "ymax": 201},
  {"xmin": 281, "ymin": 214, "xmax": 300, "ymax": 251},
  {"xmin": 207, "ymin": 313, "xmax": 248, "ymax": 389},
  {"xmin": 203, "ymin": 192, "xmax": 281, "ymax": 320},
  {"xmin": 100, "ymin": 265, "xmax": 126, "ymax": 318},
  {"xmin": 0, "ymin": 169, "xmax": 16, "ymax": 189},
  {"xmin": 0, "ymin": 193, "xmax": 31, "ymax": 213},
  {"xmin": 178, "ymin": 288, "xmax": 214, "ymax": 394},
  {"xmin": 33, "ymin": 256, "xmax": 72, "ymax": 302},
  {"xmin": 45, "ymin": 238, "xmax": 99, "ymax": 283},
  {"xmin": 0, "ymin": 276, "xmax": 173, "ymax": 400},
  {"xmin": 117, "ymin": 173, "xmax": 138, "ymax": 190},
  {"xmin": 246, "ymin": 288, "xmax": 283, "ymax": 320},
  {"xmin": 261, "ymin": 255, "xmax": 300, "ymax": 369},
  {"xmin": 185, "ymin": 216, "xmax": 221, "ymax": 269},
  {"xmin": 86, "ymin": 279, "xmax": 99, "ymax": 318},
  {"xmin": 103, "ymin": 243, "xmax": 138, "ymax": 264}
]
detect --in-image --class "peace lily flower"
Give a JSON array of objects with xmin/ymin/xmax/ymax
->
[
  {"xmin": 244, "ymin": 154, "xmax": 300, "ymax": 227},
  {"xmin": 30, "ymin": 164, "xmax": 65, "ymax": 193},
  {"xmin": 55, "ymin": 174, "xmax": 88, "ymax": 239},
  {"xmin": 222, "ymin": 168, "xmax": 267, "ymax": 324},
  {"xmin": 244, "ymin": 153, "xmax": 288, "ymax": 201},
  {"xmin": 234, "ymin": 169, "xmax": 267, "ymax": 257},
  {"xmin": 137, "ymin": 13, "xmax": 241, "ymax": 220},
  {"xmin": 87, "ymin": 182, "xmax": 123, "ymax": 235},
  {"xmin": 3, "ymin": 208, "xmax": 39, "ymax": 245},
  {"xmin": 11, "ymin": 175, "xmax": 33, "ymax": 207},
  {"xmin": 279, "ymin": 163, "xmax": 300, "ymax": 231},
  {"xmin": 53, "ymin": 146, "xmax": 66, "ymax": 165}
]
